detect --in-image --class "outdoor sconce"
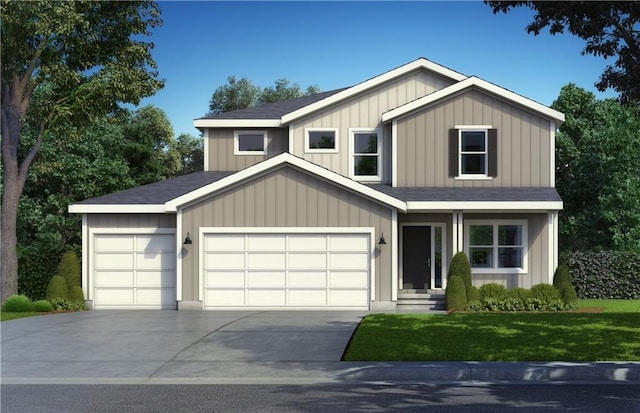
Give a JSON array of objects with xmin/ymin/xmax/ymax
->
[
  {"xmin": 183, "ymin": 232, "xmax": 193, "ymax": 245},
  {"xmin": 378, "ymin": 233, "xmax": 387, "ymax": 245}
]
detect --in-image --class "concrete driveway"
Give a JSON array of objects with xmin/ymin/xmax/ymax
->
[{"xmin": 1, "ymin": 310, "xmax": 366, "ymax": 383}]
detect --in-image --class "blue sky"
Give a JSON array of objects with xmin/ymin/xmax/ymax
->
[{"xmin": 139, "ymin": 1, "xmax": 616, "ymax": 136}]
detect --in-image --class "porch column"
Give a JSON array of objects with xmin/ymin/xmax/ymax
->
[
  {"xmin": 547, "ymin": 211, "xmax": 559, "ymax": 283},
  {"xmin": 391, "ymin": 209, "xmax": 398, "ymax": 301},
  {"xmin": 452, "ymin": 211, "xmax": 464, "ymax": 254}
]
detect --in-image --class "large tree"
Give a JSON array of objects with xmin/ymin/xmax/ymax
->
[
  {"xmin": 486, "ymin": 1, "xmax": 640, "ymax": 103},
  {"xmin": 1, "ymin": 1, "xmax": 164, "ymax": 301}
]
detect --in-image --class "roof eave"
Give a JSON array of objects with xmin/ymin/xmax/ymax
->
[
  {"xmin": 405, "ymin": 200, "xmax": 563, "ymax": 212},
  {"xmin": 194, "ymin": 119, "xmax": 282, "ymax": 128},
  {"xmin": 68, "ymin": 204, "xmax": 168, "ymax": 214}
]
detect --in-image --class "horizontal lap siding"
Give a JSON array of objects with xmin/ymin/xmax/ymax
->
[
  {"xmin": 396, "ymin": 89, "xmax": 551, "ymax": 187},
  {"xmin": 290, "ymin": 71, "xmax": 454, "ymax": 182},
  {"xmin": 206, "ymin": 128, "xmax": 288, "ymax": 171},
  {"xmin": 181, "ymin": 167, "xmax": 394, "ymax": 302}
]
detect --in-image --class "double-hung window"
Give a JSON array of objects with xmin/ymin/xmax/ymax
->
[
  {"xmin": 449, "ymin": 127, "xmax": 497, "ymax": 179},
  {"xmin": 234, "ymin": 130, "xmax": 267, "ymax": 155},
  {"xmin": 465, "ymin": 221, "xmax": 527, "ymax": 273},
  {"xmin": 349, "ymin": 128, "xmax": 382, "ymax": 181}
]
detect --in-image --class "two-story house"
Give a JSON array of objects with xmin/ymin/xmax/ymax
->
[{"xmin": 70, "ymin": 58, "xmax": 564, "ymax": 311}]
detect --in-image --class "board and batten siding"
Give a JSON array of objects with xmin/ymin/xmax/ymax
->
[
  {"xmin": 289, "ymin": 70, "xmax": 455, "ymax": 182},
  {"xmin": 180, "ymin": 166, "xmax": 394, "ymax": 303},
  {"xmin": 396, "ymin": 89, "xmax": 552, "ymax": 187},
  {"xmin": 206, "ymin": 127, "xmax": 288, "ymax": 171},
  {"xmin": 465, "ymin": 213, "xmax": 549, "ymax": 289}
]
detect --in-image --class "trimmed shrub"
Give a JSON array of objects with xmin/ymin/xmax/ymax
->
[
  {"xmin": 445, "ymin": 275, "xmax": 467, "ymax": 311},
  {"xmin": 50, "ymin": 298, "xmax": 86, "ymax": 312},
  {"xmin": 466, "ymin": 285, "xmax": 480, "ymax": 302},
  {"xmin": 553, "ymin": 264, "xmax": 572, "ymax": 289},
  {"xmin": 33, "ymin": 300, "xmax": 54, "ymax": 312},
  {"xmin": 45, "ymin": 275, "xmax": 68, "ymax": 300},
  {"xmin": 2, "ymin": 295, "xmax": 34, "ymax": 312},
  {"xmin": 69, "ymin": 286, "xmax": 85, "ymax": 302},
  {"xmin": 448, "ymin": 252, "xmax": 472, "ymax": 292},
  {"xmin": 560, "ymin": 284, "xmax": 578, "ymax": 304},
  {"xmin": 507, "ymin": 288, "xmax": 532, "ymax": 300},
  {"xmin": 567, "ymin": 250, "xmax": 640, "ymax": 299},
  {"xmin": 530, "ymin": 283, "xmax": 561, "ymax": 304},
  {"xmin": 479, "ymin": 283, "xmax": 507, "ymax": 300},
  {"xmin": 57, "ymin": 251, "xmax": 81, "ymax": 289}
]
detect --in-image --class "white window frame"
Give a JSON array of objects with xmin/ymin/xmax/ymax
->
[
  {"xmin": 234, "ymin": 130, "xmax": 267, "ymax": 155},
  {"xmin": 304, "ymin": 128, "xmax": 339, "ymax": 153},
  {"xmin": 349, "ymin": 128, "xmax": 383, "ymax": 182},
  {"xmin": 464, "ymin": 220, "xmax": 528, "ymax": 274},
  {"xmin": 456, "ymin": 125, "xmax": 491, "ymax": 180}
]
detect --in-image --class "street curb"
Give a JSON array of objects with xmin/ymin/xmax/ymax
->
[{"xmin": 335, "ymin": 362, "xmax": 640, "ymax": 382}]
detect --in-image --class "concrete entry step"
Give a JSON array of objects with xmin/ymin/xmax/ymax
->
[{"xmin": 397, "ymin": 290, "xmax": 446, "ymax": 311}]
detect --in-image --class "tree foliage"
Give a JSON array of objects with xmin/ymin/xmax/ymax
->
[
  {"xmin": 552, "ymin": 84, "xmax": 640, "ymax": 252},
  {"xmin": 208, "ymin": 76, "xmax": 320, "ymax": 115},
  {"xmin": 1, "ymin": 0, "xmax": 164, "ymax": 301},
  {"xmin": 486, "ymin": 1, "xmax": 640, "ymax": 103}
]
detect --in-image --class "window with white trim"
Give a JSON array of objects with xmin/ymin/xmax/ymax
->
[
  {"xmin": 465, "ymin": 221, "xmax": 527, "ymax": 272},
  {"xmin": 305, "ymin": 128, "xmax": 338, "ymax": 153},
  {"xmin": 449, "ymin": 127, "xmax": 497, "ymax": 179},
  {"xmin": 350, "ymin": 128, "xmax": 382, "ymax": 181},
  {"xmin": 234, "ymin": 130, "xmax": 267, "ymax": 155},
  {"xmin": 460, "ymin": 130, "xmax": 487, "ymax": 175}
]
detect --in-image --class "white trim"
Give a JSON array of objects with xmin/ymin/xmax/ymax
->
[
  {"xmin": 288, "ymin": 127, "xmax": 294, "ymax": 154},
  {"xmin": 452, "ymin": 212, "xmax": 459, "ymax": 254},
  {"xmin": 550, "ymin": 120, "xmax": 556, "ymax": 187},
  {"xmin": 458, "ymin": 127, "xmax": 489, "ymax": 178},
  {"xmin": 391, "ymin": 210, "xmax": 398, "ymax": 301},
  {"xmin": 199, "ymin": 227, "xmax": 375, "ymax": 308},
  {"xmin": 348, "ymin": 128, "xmax": 383, "ymax": 182},
  {"xmin": 464, "ymin": 219, "xmax": 528, "ymax": 274},
  {"xmin": 203, "ymin": 128, "xmax": 210, "ymax": 172},
  {"xmin": 176, "ymin": 209, "xmax": 183, "ymax": 302},
  {"xmin": 457, "ymin": 212, "xmax": 464, "ymax": 253},
  {"xmin": 455, "ymin": 124, "xmax": 493, "ymax": 129},
  {"xmin": 391, "ymin": 120, "xmax": 398, "ymax": 187},
  {"xmin": 194, "ymin": 119, "xmax": 281, "ymax": 128},
  {"xmin": 406, "ymin": 201, "xmax": 563, "ymax": 211},
  {"xmin": 281, "ymin": 58, "xmax": 467, "ymax": 124},
  {"xmin": 382, "ymin": 76, "xmax": 565, "ymax": 123},
  {"xmin": 82, "ymin": 214, "xmax": 88, "ymax": 300},
  {"xmin": 553, "ymin": 211, "xmax": 559, "ymax": 270},
  {"xmin": 304, "ymin": 128, "xmax": 339, "ymax": 153},
  {"xmin": 547, "ymin": 212, "xmax": 555, "ymax": 284},
  {"xmin": 399, "ymin": 222, "xmax": 447, "ymax": 290},
  {"xmin": 165, "ymin": 152, "xmax": 407, "ymax": 212},
  {"xmin": 455, "ymin": 176, "xmax": 494, "ymax": 181},
  {"xmin": 69, "ymin": 204, "xmax": 166, "ymax": 214},
  {"xmin": 234, "ymin": 130, "xmax": 268, "ymax": 156}
]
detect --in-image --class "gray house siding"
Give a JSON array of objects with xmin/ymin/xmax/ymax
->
[
  {"xmin": 396, "ymin": 89, "xmax": 552, "ymax": 188},
  {"xmin": 180, "ymin": 166, "xmax": 394, "ymax": 303},
  {"xmin": 205, "ymin": 127, "xmax": 288, "ymax": 171},
  {"xmin": 87, "ymin": 214, "xmax": 176, "ymax": 228},
  {"xmin": 289, "ymin": 70, "xmax": 455, "ymax": 182}
]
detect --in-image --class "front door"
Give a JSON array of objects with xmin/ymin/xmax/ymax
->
[{"xmin": 402, "ymin": 226, "xmax": 431, "ymax": 289}]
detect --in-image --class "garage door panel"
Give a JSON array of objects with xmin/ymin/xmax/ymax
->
[
  {"xmin": 95, "ymin": 235, "xmax": 134, "ymax": 251},
  {"xmin": 136, "ymin": 270, "xmax": 175, "ymax": 288},
  {"xmin": 206, "ymin": 234, "xmax": 245, "ymax": 250},
  {"xmin": 329, "ymin": 289, "xmax": 368, "ymax": 306},
  {"xmin": 207, "ymin": 289, "xmax": 245, "ymax": 306},
  {"xmin": 95, "ymin": 253, "xmax": 134, "ymax": 269},
  {"xmin": 247, "ymin": 290, "xmax": 286, "ymax": 306},
  {"xmin": 136, "ymin": 251, "xmax": 175, "ymax": 269},
  {"xmin": 207, "ymin": 252, "xmax": 244, "ymax": 269},
  {"xmin": 289, "ymin": 253, "xmax": 327, "ymax": 269},
  {"xmin": 95, "ymin": 288, "xmax": 134, "ymax": 305},
  {"xmin": 247, "ymin": 253, "xmax": 285, "ymax": 269},
  {"xmin": 95, "ymin": 271, "xmax": 134, "ymax": 287},
  {"xmin": 330, "ymin": 252, "xmax": 369, "ymax": 269},
  {"xmin": 289, "ymin": 271, "xmax": 327, "ymax": 287},
  {"xmin": 207, "ymin": 271, "xmax": 245, "ymax": 287},
  {"xmin": 136, "ymin": 235, "xmax": 174, "ymax": 251},
  {"xmin": 288, "ymin": 235, "xmax": 326, "ymax": 250},
  {"xmin": 248, "ymin": 271, "xmax": 286, "ymax": 287},
  {"xmin": 329, "ymin": 271, "xmax": 368, "ymax": 287},
  {"xmin": 247, "ymin": 234, "xmax": 285, "ymax": 250},
  {"xmin": 329, "ymin": 234, "xmax": 369, "ymax": 251},
  {"xmin": 136, "ymin": 288, "xmax": 175, "ymax": 306},
  {"xmin": 289, "ymin": 290, "xmax": 327, "ymax": 306}
]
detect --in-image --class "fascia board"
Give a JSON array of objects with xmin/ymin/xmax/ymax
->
[
  {"xmin": 406, "ymin": 201, "xmax": 563, "ymax": 211},
  {"xmin": 382, "ymin": 77, "xmax": 565, "ymax": 123},
  {"xmin": 68, "ymin": 204, "xmax": 167, "ymax": 214},
  {"xmin": 281, "ymin": 58, "xmax": 467, "ymax": 124},
  {"xmin": 194, "ymin": 119, "xmax": 281, "ymax": 128}
]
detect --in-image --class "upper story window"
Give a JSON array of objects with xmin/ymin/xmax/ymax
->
[
  {"xmin": 350, "ymin": 128, "xmax": 382, "ymax": 182},
  {"xmin": 449, "ymin": 127, "xmax": 497, "ymax": 179},
  {"xmin": 234, "ymin": 130, "xmax": 267, "ymax": 155},
  {"xmin": 305, "ymin": 128, "xmax": 338, "ymax": 153},
  {"xmin": 465, "ymin": 220, "xmax": 528, "ymax": 273}
]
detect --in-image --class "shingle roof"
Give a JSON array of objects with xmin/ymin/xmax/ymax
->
[
  {"xmin": 198, "ymin": 88, "xmax": 349, "ymax": 120},
  {"xmin": 74, "ymin": 171, "xmax": 234, "ymax": 205},
  {"xmin": 367, "ymin": 185, "xmax": 562, "ymax": 202}
]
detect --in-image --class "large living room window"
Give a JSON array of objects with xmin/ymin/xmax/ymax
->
[
  {"xmin": 305, "ymin": 128, "xmax": 338, "ymax": 153},
  {"xmin": 234, "ymin": 130, "xmax": 267, "ymax": 155},
  {"xmin": 349, "ymin": 128, "xmax": 382, "ymax": 181},
  {"xmin": 465, "ymin": 221, "xmax": 527, "ymax": 273}
]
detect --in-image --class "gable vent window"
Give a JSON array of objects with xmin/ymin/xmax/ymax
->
[
  {"xmin": 305, "ymin": 128, "xmax": 338, "ymax": 153},
  {"xmin": 449, "ymin": 127, "xmax": 497, "ymax": 179},
  {"xmin": 234, "ymin": 130, "xmax": 267, "ymax": 155}
]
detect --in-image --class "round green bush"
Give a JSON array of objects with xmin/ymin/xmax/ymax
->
[
  {"xmin": 2, "ymin": 295, "xmax": 34, "ymax": 312},
  {"xmin": 448, "ymin": 252, "xmax": 472, "ymax": 291},
  {"xmin": 33, "ymin": 300, "xmax": 54, "ymax": 312},
  {"xmin": 507, "ymin": 288, "xmax": 532, "ymax": 300},
  {"xmin": 445, "ymin": 275, "xmax": 467, "ymax": 311},
  {"xmin": 466, "ymin": 285, "xmax": 480, "ymax": 302},
  {"xmin": 69, "ymin": 286, "xmax": 85, "ymax": 302},
  {"xmin": 58, "ymin": 251, "xmax": 81, "ymax": 289},
  {"xmin": 45, "ymin": 275, "xmax": 68, "ymax": 300},
  {"xmin": 530, "ymin": 283, "xmax": 561, "ymax": 304},
  {"xmin": 479, "ymin": 283, "xmax": 507, "ymax": 300}
]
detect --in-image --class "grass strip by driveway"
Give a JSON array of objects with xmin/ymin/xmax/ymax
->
[
  {"xmin": 577, "ymin": 299, "xmax": 640, "ymax": 313},
  {"xmin": 343, "ymin": 312, "xmax": 640, "ymax": 362},
  {"xmin": 0, "ymin": 312, "xmax": 41, "ymax": 322}
]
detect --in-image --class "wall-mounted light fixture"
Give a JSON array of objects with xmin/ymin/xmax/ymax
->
[
  {"xmin": 378, "ymin": 233, "xmax": 387, "ymax": 245},
  {"xmin": 183, "ymin": 232, "xmax": 193, "ymax": 245}
]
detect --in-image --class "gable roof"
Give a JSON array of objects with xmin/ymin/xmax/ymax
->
[{"xmin": 382, "ymin": 76, "xmax": 565, "ymax": 124}]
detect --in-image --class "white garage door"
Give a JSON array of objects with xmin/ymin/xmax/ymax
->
[
  {"xmin": 203, "ymin": 231, "xmax": 371, "ymax": 309},
  {"xmin": 93, "ymin": 233, "xmax": 176, "ymax": 309}
]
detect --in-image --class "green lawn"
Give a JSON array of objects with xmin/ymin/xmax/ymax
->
[
  {"xmin": 0, "ymin": 312, "xmax": 41, "ymax": 322},
  {"xmin": 577, "ymin": 299, "xmax": 640, "ymax": 313},
  {"xmin": 344, "ymin": 302, "xmax": 640, "ymax": 362}
]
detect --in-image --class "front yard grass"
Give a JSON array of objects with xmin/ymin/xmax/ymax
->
[
  {"xmin": 577, "ymin": 299, "xmax": 640, "ymax": 313},
  {"xmin": 344, "ymin": 302, "xmax": 640, "ymax": 362},
  {"xmin": 0, "ymin": 311, "xmax": 41, "ymax": 322}
]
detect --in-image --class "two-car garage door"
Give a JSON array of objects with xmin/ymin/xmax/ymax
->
[{"xmin": 203, "ymin": 231, "xmax": 371, "ymax": 309}]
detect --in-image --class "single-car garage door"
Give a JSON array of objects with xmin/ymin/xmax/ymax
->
[
  {"xmin": 92, "ymin": 232, "xmax": 176, "ymax": 309},
  {"xmin": 203, "ymin": 230, "xmax": 371, "ymax": 309}
]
